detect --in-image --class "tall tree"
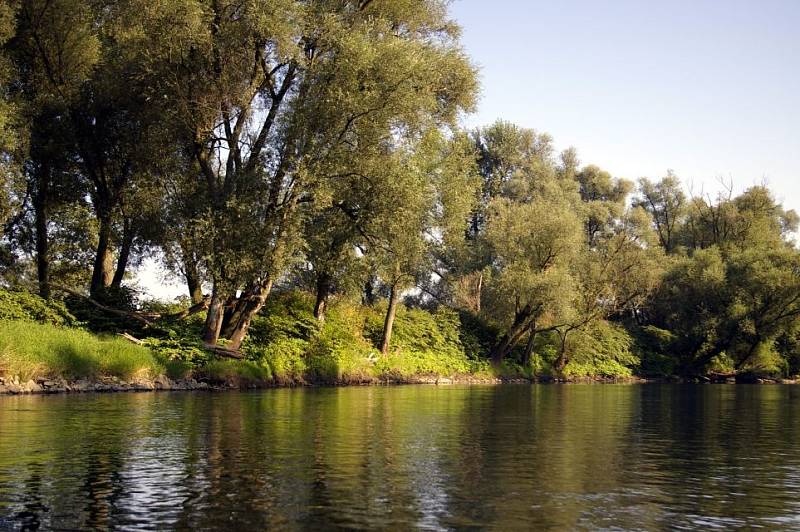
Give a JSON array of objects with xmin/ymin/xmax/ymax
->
[
  {"xmin": 125, "ymin": 0, "xmax": 477, "ymax": 349},
  {"xmin": 7, "ymin": 0, "xmax": 101, "ymax": 297}
]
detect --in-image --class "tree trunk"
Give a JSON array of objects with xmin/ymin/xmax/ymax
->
[
  {"xmin": 313, "ymin": 272, "xmax": 331, "ymax": 322},
  {"xmin": 227, "ymin": 280, "xmax": 273, "ymax": 351},
  {"xmin": 110, "ymin": 218, "xmax": 135, "ymax": 289},
  {"xmin": 182, "ymin": 247, "xmax": 204, "ymax": 305},
  {"xmin": 522, "ymin": 324, "xmax": 537, "ymax": 367},
  {"xmin": 90, "ymin": 214, "xmax": 114, "ymax": 296},
  {"xmin": 490, "ymin": 305, "xmax": 532, "ymax": 365},
  {"xmin": 33, "ymin": 165, "xmax": 50, "ymax": 299},
  {"xmin": 380, "ymin": 284, "xmax": 400, "ymax": 355},
  {"xmin": 554, "ymin": 330, "xmax": 569, "ymax": 373},
  {"xmin": 202, "ymin": 285, "xmax": 226, "ymax": 345},
  {"xmin": 220, "ymin": 286, "xmax": 258, "ymax": 339}
]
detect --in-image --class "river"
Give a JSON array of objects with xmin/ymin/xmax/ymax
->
[{"xmin": 1, "ymin": 384, "xmax": 799, "ymax": 529}]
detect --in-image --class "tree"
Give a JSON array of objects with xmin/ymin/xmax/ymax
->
[
  {"xmin": 369, "ymin": 131, "xmax": 477, "ymax": 355},
  {"xmin": 634, "ymin": 173, "xmax": 686, "ymax": 254},
  {"xmin": 550, "ymin": 207, "xmax": 663, "ymax": 372},
  {"xmin": 6, "ymin": 0, "xmax": 101, "ymax": 297},
  {"xmin": 125, "ymin": 0, "xmax": 477, "ymax": 349},
  {"xmin": 483, "ymin": 194, "xmax": 583, "ymax": 364},
  {"xmin": 646, "ymin": 186, "xmax": 800, "ymax": 375},
  {"xmin": 575, "ymin": 164, "xmax": 632, "ymax": 246}
]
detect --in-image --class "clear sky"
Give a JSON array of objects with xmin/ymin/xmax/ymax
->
[{"xmin": 450, "ymin": 0, "xmax": 800, "ymax": 209}]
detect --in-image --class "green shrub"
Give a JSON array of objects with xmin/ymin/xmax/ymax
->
[
  {"xmin": 247, "ymin": 338, "xmax": 308, "ymax": 382},
  {"xmin": 200, "ymin": 359, "xmax": 272, "ymax": 383},
  {"xmin": 0, "ymin": 289, "xmax": 76, "ymax": 326},
  {"xmin": 633, "ymin": 325, "xmax": 677, "ymax": 377},
  {"xmin": 562, "ymin": 321, "xmax": 638, "ymax": 378}
]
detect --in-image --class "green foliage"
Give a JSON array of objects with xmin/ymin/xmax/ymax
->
[
  {"xmin": 0, "ymin": 320, "xmax": 162, "ymax": 380},
  {"xmin": 632, "ymin": 325, "xmax": 677, "ymax": 377},
  {"xmin": 245, "ymin": 292, "xmax": 320, "ymax": 346},
  {"xmin": 200, "ymin": 359, "xmax": 272, "ymax": 385},
  {"xmin": 561, "ymin": 322, "xmax": 638, "ymax": 378},
  {"xmin": 0, "ymin": 289, "xmax": 76, "ymax": 326}
]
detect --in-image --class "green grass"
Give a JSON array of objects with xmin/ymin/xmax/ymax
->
[{"xmin": 0, "ymin": 321, "xmax": 164, "ymax": 381}]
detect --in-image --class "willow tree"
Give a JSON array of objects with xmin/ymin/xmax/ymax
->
[
  {"xmin": 550, "ymin": 207, "xmax": 664, "ymax": 372},
  {"xmin": 124, "ymin": 0, "xmax": 476, "ymax": 349},
  {"xmin": 366, "ymin": 131, "xmax": 477, "ymax": 355},
  {"xmin": 647, "ymin": 186, "xmax": 800, "ymax": 375},
  {"xmin": 483, "ymin": 192, "xmax": 584, "ymax": 364},
  {"xmin": 452, "ymin": 121, "xmax": 566, "ymax": 314},
  {"xmin": 633, "ymin": 173, "xmax": 686, "ymax": 254}
]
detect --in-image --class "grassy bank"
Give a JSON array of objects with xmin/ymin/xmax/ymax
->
[
  {"xmin": 0, "ymin": 288, "xmax": 787, "ymax": 391},
  {"xmin": 0, "ymin": 289, "xmax": 514, "ymax": 388},
  {"xmin": 0, "ymin": 321, "xmax": 164, "ymax": 382}
]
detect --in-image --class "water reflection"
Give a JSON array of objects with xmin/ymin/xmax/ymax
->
[{"xmin": 1, "ymin": 385, "xmax": 799, "ymax": 529}]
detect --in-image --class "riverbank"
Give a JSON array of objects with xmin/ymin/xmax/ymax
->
[
  {"xmin": 4, "ymin": 373, "xmax": 796, "ymax": 396},
  {"xmin": 0, "ymin": 374, "xmax": 499, "ymax": 395},
  {"xmin": 2, "ymin": 291, "xmax": 797, "ymax": 395},
  {"xmin": 0, "ymin": 372, "xmax": 663, "ymax": 395}
]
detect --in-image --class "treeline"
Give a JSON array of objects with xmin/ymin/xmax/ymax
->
[{"xmin": 0, "ymin": 1, "xmax": 798, "ymax": 378}]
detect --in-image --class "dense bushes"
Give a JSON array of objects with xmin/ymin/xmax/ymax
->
[{"xmin": 0, "ymin": 290, "xmax": 76, "ymax": 326}]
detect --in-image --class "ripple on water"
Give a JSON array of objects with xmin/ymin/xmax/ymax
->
[{"xmin": 1, "ymin": 385, "xmax": 800, "ymax": 529}]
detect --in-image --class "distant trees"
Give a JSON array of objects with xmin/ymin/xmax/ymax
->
[{"xmin": 643, "ymin": 183, "xmax": 800, "ymax": 376}]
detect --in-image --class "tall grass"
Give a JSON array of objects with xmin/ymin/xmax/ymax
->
[{"xmin": 0, "ymin": 321, "xmax": 164, "ymax": 381}]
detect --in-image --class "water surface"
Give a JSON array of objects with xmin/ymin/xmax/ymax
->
[{"xmin": 1, "ymin": 385, "xmax": 799, "ymax": 529}]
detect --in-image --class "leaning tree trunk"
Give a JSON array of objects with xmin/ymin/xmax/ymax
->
[
  {"xmin": 185, "ymin": 260, "xmax": 204, "ymax": 305},
  {"xmin": 522, "ymin": 323, "xmax": 537, "ymax": 367},
  {"xmin": 90, "ymin": 213, "xmax": 115, "ymax": 296},
  {"xmin": 313, "ymin": 272, "xmax": 332, "ymax": 322},
  {"xmin": 380, "ymin": 284, "xmax": 400, "ymax": 355},
  {"xmin": 220, "ymin": 285, "xmax": 259, "ymax": 339},
  {"xmin": 202, "ymin": 284, "xmax": 226, "ymax": 345},
  {"xmin": 33, "ymin": 164, "xmax": 50, "ymax": 299},
  {"xmin": 226, "ymin": 280, "xmax": 274, "ymax": 351},
  {"xmin": 110, "ymin": 218, "xmax": 135, "ymax": 289},
  {"xmin": 490, "ymin": 305, "xmax": 533, "ymax": 365}
]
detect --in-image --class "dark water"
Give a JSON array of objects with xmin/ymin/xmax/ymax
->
[{"xmin": 1, "ymin": 385, "xmax": 800, "ymax": 530}]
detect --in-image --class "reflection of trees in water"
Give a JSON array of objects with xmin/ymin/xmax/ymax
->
[
  {"xmin": 629, "ymin": 385, "xmax": 800, "ymax": 528},
  {"xmin": 441, "ymin": 385, "xmax": 640, "ymax": 529},
  {"xmin": 3, "ymin": 387, "xmax": 800, "ymax": 528}
]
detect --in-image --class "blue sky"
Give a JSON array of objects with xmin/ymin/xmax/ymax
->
[{"xmin": 450, "ymin": 0, "xmax": 800, "ymax": 210}]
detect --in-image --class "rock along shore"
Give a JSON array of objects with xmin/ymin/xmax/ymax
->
[
  {"xmin": 0, "ymin": 373, "xmax": 649, "ymax": 395},
  {"xmin": 1, "ymin": 373, "xmax": 791, "ymax": 395}
]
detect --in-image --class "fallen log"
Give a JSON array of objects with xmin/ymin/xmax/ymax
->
[
  {"xmin": 117, "ymin": 332, "xmax": 144, "ymax": 345},
  {"xmin": 163, "ymin": 296, "xmax": 211, "ymax": 320},
  {"xmin": 51, "ymin": 284, "xmax": 155, "ymax": 327}
]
